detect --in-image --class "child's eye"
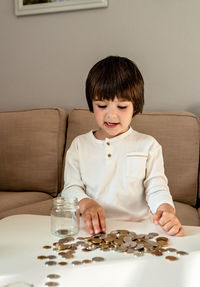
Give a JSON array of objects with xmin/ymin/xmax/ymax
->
[
  {"xmin": 118, "ymin": 106, "xmax": 127, "ymax": 109},
  {"xmin": 97, "ymin": 105, "xmax": 107, "ymax": 109}
]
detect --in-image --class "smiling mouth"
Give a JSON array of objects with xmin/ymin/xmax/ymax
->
[{"xmin": 104, "ymin": 122, "xmax": 119, "ymax": 127}]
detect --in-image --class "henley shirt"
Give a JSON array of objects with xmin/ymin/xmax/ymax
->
[{"xmin": 62, "ymin": 127, "xmax": 174, "ymax": 221}]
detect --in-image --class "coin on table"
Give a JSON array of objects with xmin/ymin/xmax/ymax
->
[
  {"xmin": 92, "ymin": 257, "xmax": 105, "ymax": 262},
  {"xmin": 151, "ymin": 250, "xmax": 163, "ymax": 256},
  {"xmin": 58, "ymin": 261, "xmax": 68, "ymax": 265},
  {"xmin": 45, "ymin": 261, "xmax": 57, "ymax": 266},
  {"xmin": 147, "ymin": 232, "xmax": 159, "ymax": 239},
  {"xmin": 45, "ymin": 282, "xmax": 59, "ymax": 286},
  {"xmin": 72, "ymin": 260, "xmax": 82, "ymax": 266},
  {"xmin": 165, "ymin": 256, "xmax": 178, "ymax": 261},
  {"xmin": 82, "ymin": 259, "xmax": 92, "ymax": 264},
  {"xmin": 57, "ymin": 244, "xmax": 68, "ymax": 251},
  {"xmin": 37, "ymin": 255, "xmax": 47, "ymax": 260},
  {"xmin": 176, "ymin": 251, "xmax": 188, "ymax": 255},
  {"xmin": 59, "ymin": 236, "xmax": 75, "ymax": 243},
  {"xmin": 47, "ymin": 274, "xmax": 61, "ymax": 279},
  {"xmin": 48, "ymin": 255, "xmax": 57, "ymax": 259},
  {"xmin": 43, "ymin": 245, "xmax": 52, "ymax": 249},
  {"xmin": 156, "ymin": 237, "xmax": 168, "ymax": 242}
]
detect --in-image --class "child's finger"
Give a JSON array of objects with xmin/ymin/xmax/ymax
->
[
  {"xmin": 98, "ymin": 209, "xmax": 106, "ymax": 233},
  {"xmin": 153, "ymin": 210, "xmax": 163, "ymax": 224},
  {"xmin": 91, "ymin": 212, "xmax": 101, "ymax": 234},
  {"xmin": 176, "ymin": 227, "xmax": 185, "ymax": 237},
  {"xmin": 83, "ymin": 213, "xmax": 94, "ymax": 234},
  {"xmin": 167, "ymin": 224, "xmax": 182, "ymax": 236}
]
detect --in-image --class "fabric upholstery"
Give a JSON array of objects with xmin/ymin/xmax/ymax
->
[
  {"xmin": 0, "ymin": 198, "xmax": 53, "ymax": 219},
  {"xmin": 174, "ymin": 201, "xmax": 199, "ymax": 226},
  {"xmin": 0, "ymin": 108, "xmax": 67, "ymax": 196}
]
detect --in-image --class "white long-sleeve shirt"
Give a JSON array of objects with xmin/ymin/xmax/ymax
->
[{"xmin": 62, "ymin": 127, "xmax": 174, "ymax": 221}]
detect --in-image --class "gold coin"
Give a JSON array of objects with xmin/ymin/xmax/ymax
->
[
  {"xmin": 37, "ymin": 255, "xmax": 47, "ymax": 260},
  {"xmin": 91, "ymin": 238, "xmax": 102, "ymax": 244},
  {"xmin": 43, "ymin": 245, "xmax": 52, "ymax": 249},
  {"xmin": 165, "ymin": 256, "xmax": 178, "ymax": 261},
  {"xmin": 47, "ymin": 274, "xmax": 61, "ymax": 279},
  {"xmin": 45, "ymin": 282, "xmax": 59, "ymax": 286},
  {"xmin": 151, "ymin": 250, "xmax": 163, "ymax": 256},
  {"xmin": 58, "ymin": 261, "xmax": 68, "ymax": 265},
  {"xmin": 82, "ymin": 259, "xmax": 92, "ymax": 264},
  {"xmin": 156, "ymin": 237, "xmax": 168, "ymax": 242}
]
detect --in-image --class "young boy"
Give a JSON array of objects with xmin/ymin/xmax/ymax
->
[{"xmin": 62, "ymin": 56, "xmax": 184, "ymax": 237}]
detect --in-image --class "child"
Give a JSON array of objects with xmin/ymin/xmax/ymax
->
[{"xmin": 62, "ymin": 56, "xmax": 184, "ymax": 237}]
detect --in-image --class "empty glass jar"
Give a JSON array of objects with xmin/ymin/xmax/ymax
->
[{"xmin": 51, "ymin": 197, "xmax": 80, "ymax": 238}]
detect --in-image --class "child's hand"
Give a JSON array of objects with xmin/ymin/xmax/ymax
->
[
  {"xmin": 79, "ymin": 198, "xmax": 106, "ymax": 235},
  {"xmin": 153, "ymin": 203, "xmax": 184, "ymax": 236}
]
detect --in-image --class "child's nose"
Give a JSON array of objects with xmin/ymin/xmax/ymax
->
[{"xmin": 107, "ymin": 106, "xmax": 118, "ymax": 120}]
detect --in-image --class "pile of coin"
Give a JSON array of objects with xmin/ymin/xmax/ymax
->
[{"xmin": 38, "ymin": 229, "xmax": 188, "ymax": 286}]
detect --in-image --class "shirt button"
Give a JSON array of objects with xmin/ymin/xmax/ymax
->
[
  {"xmin": 106, "ymin": 142, "xmax": 110, "ymax": 145},
  {"xmin": 107, "ymin": 153, "xmax": 112, "ymax": 158}
]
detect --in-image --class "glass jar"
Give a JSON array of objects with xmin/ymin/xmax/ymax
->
[{"xmin": 51, "ymin": 197, "xmax": 80, "ymax": 238}]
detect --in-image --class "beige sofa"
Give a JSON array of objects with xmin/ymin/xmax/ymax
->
[{"xmin": 0, "ymin": 108, "xmax": 199, "ymax": 226}]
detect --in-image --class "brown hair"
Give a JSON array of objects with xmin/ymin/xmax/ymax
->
[{"xmin": 85, "ymin": 56, "xmax": 144, "ymax": 116}]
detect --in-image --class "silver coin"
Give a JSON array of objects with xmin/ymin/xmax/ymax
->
[
  {"xmin": 48, "ymin": 255, "xmax": 57, "ymax": 259},
  {"xmin": 45, "ymin": 261, "xmax": 57, "ymax": 266},
  {"xmin": 92, "ymin": 257, "xmax": 105, "ymax": 262},
  {"xmin": 72, "ymin": 260, "xmax": 82, "ymax": 266}
]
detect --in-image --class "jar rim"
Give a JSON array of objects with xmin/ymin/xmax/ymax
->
[{"xmin": 52, "ymin": 197, "xmax": 78, "ymax": 206}]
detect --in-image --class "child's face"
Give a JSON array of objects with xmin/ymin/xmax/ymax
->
[{"xmin": 92, "ymin": 97, "xmax": 134, "ymax": 140}]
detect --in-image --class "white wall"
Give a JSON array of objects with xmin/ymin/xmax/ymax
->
[{"xmin": 0, "ymin": 0, "xmax": 200, "ymax": 116}]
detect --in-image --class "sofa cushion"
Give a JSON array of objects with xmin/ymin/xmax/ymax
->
[
  {"xmin": 0, "ymin": 198, "xmax": 53, "ymax": 219},
  {"xmin": 174, "ymin": 201, "xmax": 199, "ymax": 226},
  {"xmin": 66, "ymin": 110, "xmax": 199, "ymax": 207},
  {"xmin": 0, "ymin": 191, "xmax": 52, "ymax": 213},
  {"xmin": 0, "ymin": 108, "xmax": 67, "ymax": 196}
]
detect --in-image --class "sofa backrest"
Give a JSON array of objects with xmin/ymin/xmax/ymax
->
[
  {"xmin": 0, "ymin": 108, "xmax": 67, "ymax": 196},
  {"xmin": 66, "ymin": 109, "xmax": 200, "ymax": 207}
]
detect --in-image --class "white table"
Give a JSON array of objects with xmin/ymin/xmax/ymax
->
[{"xmin": 0, "ymin": 215, "xmax": 200, "ymax": 287}]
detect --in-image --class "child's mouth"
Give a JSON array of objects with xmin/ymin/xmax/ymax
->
[{"xmin": 104, "ymin": 122, "xmax": 119, "ymax": 128}]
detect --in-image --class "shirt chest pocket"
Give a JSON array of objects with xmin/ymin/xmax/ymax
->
[{"xmin": 126, "ymin": 152, "xmax": 147, "ymax": 179}]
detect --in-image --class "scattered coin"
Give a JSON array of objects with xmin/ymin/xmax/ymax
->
[
  {"xmin": 45, "ymin": 282, "xmax": 59, "ymax": 286},
  {"xmin": 92, "ymin": 257, "xmax": 105, "ymax": 262},
  {"xmin": 165, "ymin": 256, "xmax": 178, "ymax": 261},
  {"xmin": 39, "ymin": 229, "xmax": 188, "ymax": 268},
  {"xmin": 176, "ymin": 251, "xmax": 188, "ymax": 255},
  {"xmin": 48, "ymin": 255, "xmax": 57, "ymax": 259},
  {"xmin": 72, "ymin": 260, "xmax": 82, "ymax": 266},
  {"xmin": 151, "ymin": 250, "xmax": 163, "ymax": 256},
  {"xmin": 148, "ymin": 232, "xmax": 159, "ymax": 238},
  {"xmin": 45, "ymin": 261, "xmax": 57, "ymax": 266},
  {"xmin": 58, "ymin": 261, "xmax": 68, "ymax": 265},
  {"xmin": 37, "ymin": 255, "xmax": 47, "ymax": 260},
  {"xmin": 82, "ymin": 259, "xmax": 92, "ymax": 264},
  {"xmin": 47, "ymin": 274, "xmax": 61, "ymax": 279}
]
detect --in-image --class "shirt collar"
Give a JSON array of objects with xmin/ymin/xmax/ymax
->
[{"xmin": 90, "ymin": 127, "xmax": 134, "ymax": 144}]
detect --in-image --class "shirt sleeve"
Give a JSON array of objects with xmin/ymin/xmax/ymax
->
[
  {"xmin": 61, "ymin": 137, "xmax": 90, "ymax": 202},
  {"xmin": 144, "ymin": 141, "xmax": 175, "ymax": 214}
]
